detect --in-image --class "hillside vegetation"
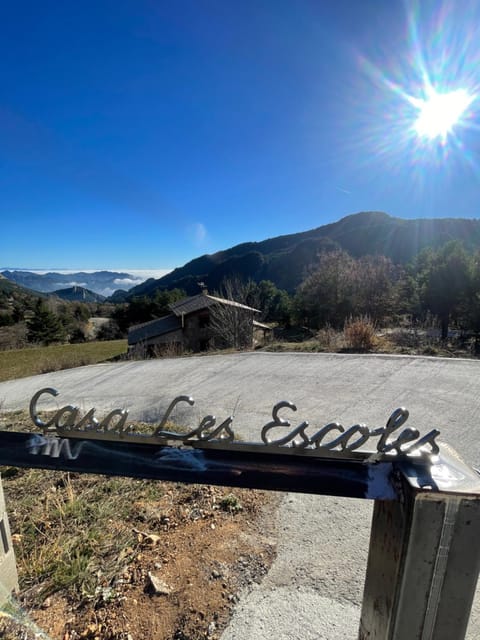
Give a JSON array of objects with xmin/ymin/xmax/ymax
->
[
  {"xmin": 124, "ymin": 212, "xmax": 480, "ymax": 297},
  {"xmin": 0, "ymin": 276, "xmax": 116, "ymax": 351},
  {"xmin": 51, "ymin": 286, "xmax": 106, "ymax": 303},
  {"xmin": 3, "ymin": 212, "xmax": 480, "ymax": 357}
]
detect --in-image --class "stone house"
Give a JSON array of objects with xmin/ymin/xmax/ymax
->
[{"xmin": 127, "ymin": 292, "xmax": 270, "ymax": 355}]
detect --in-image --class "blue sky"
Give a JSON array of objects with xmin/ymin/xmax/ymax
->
[{"xmin": 2, "ymin": 0, "xmax": 480, "ymax": 271}]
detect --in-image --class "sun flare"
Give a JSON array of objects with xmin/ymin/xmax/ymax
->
[{"xmin": 412, "ymin": 88, "xmax": 474, "ymax": 142}]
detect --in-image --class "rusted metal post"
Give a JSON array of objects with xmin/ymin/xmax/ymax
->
[{"xmin": 360, "ymin": 446, "xmax": 480, "ymax": 640}]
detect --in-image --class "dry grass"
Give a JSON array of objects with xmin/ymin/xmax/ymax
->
[
  {"xmin": 264, "ymin": 340, "xmax": 327, "ymax": 353},
  {"xmin": 5, "ymin": 468, "xmax": 148, "ymax": 600},
  {"xmin": 3, "ymin": 469, "xmax": 142, "ymax": 599},
  {"xmin": 343, "ymin": 316, "xmax": 376, "ymax": 351},
  {"xmin": 263, "ymin": 322, "xmax": 478, "ymax": 358},
  {"xmin": 316, "ymin": 324, "xmax": 342, "ymax": 351},
  {"xmin": 0, "ymin": 412, "xmax": 174, "ymax": 601},
  {"xmin": 128, "ymin": 341, "xmax": 187, "ymax": 360},
  {"xmin": 0, "ymin": 340, "xmax": 127, "ymax": 383},
  {"xmin": 0, "ymin": 412, "xmax": 159, "ymax": 602},
  {"xmin": 0, "ymin": 410, "xmax": 276, "ymax": 640}
]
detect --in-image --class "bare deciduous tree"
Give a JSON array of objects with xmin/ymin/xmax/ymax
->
[{"xmin": 210, "ymin": 277, "xmax": 255, "ymax": 349}]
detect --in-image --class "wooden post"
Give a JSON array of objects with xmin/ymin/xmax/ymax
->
[
  {"xmin": 0, "ymin": 474, "xmax": 19, "ymax": 606},
  {"xmin": 359, "ymin": 449, "xmax": 480, "ymax": 639}
]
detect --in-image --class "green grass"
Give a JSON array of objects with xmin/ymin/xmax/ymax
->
[{"xmin": 0, "ymin": 340, "xmax": 127, "ymax": 382}]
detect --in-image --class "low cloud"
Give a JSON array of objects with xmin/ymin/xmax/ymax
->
[
  {"xmin": 122, "ymin": 269, "xmax": 172, "ymax": 281},
  {"xmin": 113, "ymin": 277, "xmax": 144, "ymax": 287}
]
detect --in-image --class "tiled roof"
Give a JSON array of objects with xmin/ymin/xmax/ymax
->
[
  {"xmin": 169, "ymin": 293, "xmax": 259, "ymax": 316},
  {"xmin": 128, "ymin": 314, "xmax": 182, "ymax": 344}
]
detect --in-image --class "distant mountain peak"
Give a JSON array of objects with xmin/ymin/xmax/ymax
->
[
  {"xmin": 52, "ymin": 286, "xmax": 106, "ymax": 303},
  {"xmin": 122, "ymin": 211, "xmax": 480, "ymax": 299},
  {"xmin": 0, "ymin": 270, "xmax": 149, "ymax": 298}
]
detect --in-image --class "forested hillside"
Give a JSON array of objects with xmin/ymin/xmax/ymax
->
[
  {"xmin": 0, "ymin": 276, "xmax": 114, "ymax": 350},
  {"xmin": 52, "ymin": 286, "xmax": 106, "ymax": 303},
  {"xmin": 124, "ymin": 212, "xmax": 480, "ymax": 298},
  {"xmin": 3, "ymin": 212, "xmax": 480, "ymax": 354}
]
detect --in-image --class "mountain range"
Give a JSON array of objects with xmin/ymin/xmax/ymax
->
[
  {"xmin": 0, "ymin": 270, "xmax": 138, "ymax": 298},
  {"xmin": 4, "ymin": 212, "xmax": 480, "ymax": 302},
  {"xmin": 121, "ymin": 211, "xmax": 480, "ymax": 299}
]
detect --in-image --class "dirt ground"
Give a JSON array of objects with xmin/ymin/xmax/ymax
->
[
  {"xmin": 0, "ymin": 412, "xmax": 280, "ymax": 640},
  {"xmin": 36, "ymin": 490, "xmax": 276, "ymax": 640}
]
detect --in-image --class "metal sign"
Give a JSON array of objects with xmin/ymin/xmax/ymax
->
[
  {"xmin": 1, "ymin": 386, "xmax": 479, "ymax": 640},
  {"xmin": 29, "ymin": 387, "xmax": 440, "ymax": 461}
]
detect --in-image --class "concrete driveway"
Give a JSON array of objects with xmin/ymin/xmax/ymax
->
[{"xmin": 1, "ymin": 351, "xmax": 480, "ymax": 638}]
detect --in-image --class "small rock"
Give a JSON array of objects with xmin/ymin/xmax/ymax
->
[
  {"xmin": 207, "ymin": 621, "xmax": 216, "ymax": 636},
  {"xmin": 211, "ymin": 570, "xmax": 221, "ymax": 579},
  {"xmin": 145, "ymin": 533, "xmax": 161, "ymax": 545},
  {"xmin": 147, "ymin": 572, "xmax": 171, "ymax": 595}
]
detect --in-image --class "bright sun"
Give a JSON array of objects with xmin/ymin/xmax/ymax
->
[{"xmin": 412, "ymin": 88, "xmax": 474, "ymax": 142}]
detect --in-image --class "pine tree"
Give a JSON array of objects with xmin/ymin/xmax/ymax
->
[
  {"xmin": 417, "ymin": 242, "xmax": 471, "ymax": 340},
  {"xmin": 27, "ymin": 299, "xmax": 66, "ymax": 345}
]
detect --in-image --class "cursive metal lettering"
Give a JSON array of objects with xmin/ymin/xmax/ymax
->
[
  {"xmin": 27, "ymin": 388, "xmax": 441, "ymax": 461},
  {"xmin": 259, "ymin": 402, "xmax": 440, "ymax": 458}
]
